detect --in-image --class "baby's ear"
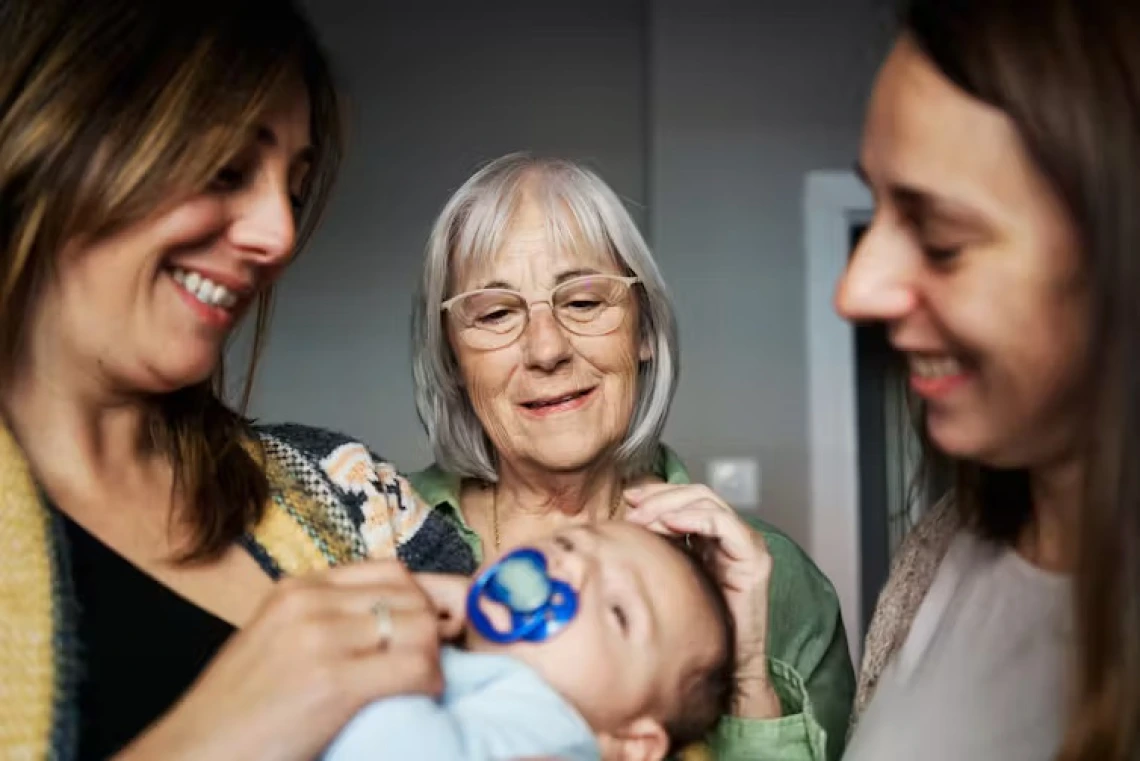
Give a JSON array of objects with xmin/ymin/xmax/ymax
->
[{"xmin": 596, "ymin": 716, "xmax": 669, "ymax": 761}]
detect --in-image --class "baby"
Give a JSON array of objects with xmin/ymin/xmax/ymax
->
[{"xmin": 323, "ymin": 521, "xmax": 737, "ymax": 761}]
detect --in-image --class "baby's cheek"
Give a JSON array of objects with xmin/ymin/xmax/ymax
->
[{"xmin": 540, "ymin": 632, "xmax": 610, "ymax": 717}]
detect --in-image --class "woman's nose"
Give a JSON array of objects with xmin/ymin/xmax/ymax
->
[
  {"xmin": 225, "ymin": 176, "xmax": 297, "ymax": 267},
  {"xmin": 834, "ymin": 223, "xmax": 919, "ymax": 323},
  {"xmin": 521, "ymin": 304, "xmax": 573, "ymax": 371}
]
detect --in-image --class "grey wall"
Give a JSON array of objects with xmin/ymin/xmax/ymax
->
[
  {"xmin": 650, "ymin": 0, "xmax": 890, "ymax": 543},
  {"xmin": 247, "ymin": 0, "xmax": 891, "ymax": 548},
  {"xmin": 248, "ymin": 0, "xmax": 648, "ymax": 467}
]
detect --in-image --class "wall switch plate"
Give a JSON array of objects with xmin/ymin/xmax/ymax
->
[{"xmin": 706, "ymin": 457, "xmax": 761, "ymax": 509}]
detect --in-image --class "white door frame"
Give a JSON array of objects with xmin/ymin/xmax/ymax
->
[{"xmin": 803, "ymin": 170, "xmax": 872, "ymax": 665}]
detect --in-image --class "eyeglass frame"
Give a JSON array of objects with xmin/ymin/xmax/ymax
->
[{"xmin": 440, "ymin": 273, "xmax": 642, "ymax": 345}]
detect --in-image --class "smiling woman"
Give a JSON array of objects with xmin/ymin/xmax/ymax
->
[
  {"xmin": 414, "ymin": 155, "xmax": 676, "ymax": 489},
  {"xmin": 839, "ymin": 1, "xmax": 1140, "ymax": 759},
  {"xmin": 38, "ymin": 87, "xmax": 316, "ymax": 400},
  {"xmin": 0, "ymin": 1, "xmax": 469, "ymax": 759},
  {"xmin": 409, "ymin": 154, "xmax": 856, "ymax": 760}
]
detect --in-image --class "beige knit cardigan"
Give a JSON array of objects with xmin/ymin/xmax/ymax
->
[{"xmin": 851, "ymin": 497, "xmax": 963, "ymax": 732}]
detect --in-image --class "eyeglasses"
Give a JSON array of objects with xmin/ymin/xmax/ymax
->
[{"xmin": 442, "ymin": 274, "xmax": 641, "ymax": 350}]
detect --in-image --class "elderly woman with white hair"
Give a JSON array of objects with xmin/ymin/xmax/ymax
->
[{"xmin": 407, "ymin": 153, "xmax": 854, "ymax": 760}]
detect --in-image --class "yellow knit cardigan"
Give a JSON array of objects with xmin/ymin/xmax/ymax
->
[{"xmin": 0, "ymin": 421, "xmax": 452, "ymax": 760}]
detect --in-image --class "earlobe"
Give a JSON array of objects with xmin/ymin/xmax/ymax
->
[
  {"xmin": 638, "ymin": 337, "xmax": 653, "ymax": 363},
  {"xmin": 597, "ymin": 717, "xmax": 669, "ymax": 761}
]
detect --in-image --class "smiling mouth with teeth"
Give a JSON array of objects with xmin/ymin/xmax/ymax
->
[
  {"xmin": 521, "ymin": 389, "xmax": 593, "ymax": 410},
  {"xmin": 909, "ymin": 355, "xmax": 965, "ymax": 378},
  {"xmin": 170, "ymin": 267, "xmax": 241, "ymax": 310}
]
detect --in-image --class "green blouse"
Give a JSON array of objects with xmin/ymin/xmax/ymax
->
[{"xmin": 409, "ymin": 449, "xmax": 855, "ymax": 761}]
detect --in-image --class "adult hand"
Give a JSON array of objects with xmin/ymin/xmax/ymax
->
[
  {"xmin": 116, "ymin": 560, "xmax": 444, "ymax": 761},
  {"xmin": 623, "ymin": 483, "xmax": 782, "ymax": 719}
]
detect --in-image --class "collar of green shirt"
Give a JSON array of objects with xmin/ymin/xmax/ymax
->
[{"xmin": 408, "ymin": 445, "xmax": 690, "ymax": 563}]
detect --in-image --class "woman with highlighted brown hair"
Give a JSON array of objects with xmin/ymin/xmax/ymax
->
[
  {"xmin": 840, "ymin": 1, "xmax": 1140, "ymax": 759},
  {"xmin": 0, "ymin": 1, "xmax": 470, "ymax": 758}
]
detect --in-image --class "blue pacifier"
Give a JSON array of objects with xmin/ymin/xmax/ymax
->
[{"xmin": 466, "ymin": 547, "xmax": 578, "ymax": 644}]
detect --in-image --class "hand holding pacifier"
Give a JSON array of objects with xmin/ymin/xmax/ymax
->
[{"xmin": 466, "ymin": 548, "xmax": 578, "ymax": 644}]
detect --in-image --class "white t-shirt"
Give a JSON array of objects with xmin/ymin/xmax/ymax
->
[{"xmin": 845, "ymin": 531, "xmax": 1071, "ymax": 761}]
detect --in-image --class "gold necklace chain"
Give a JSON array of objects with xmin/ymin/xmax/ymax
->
[{"xmin": 491, "ymin": 483, "xmax": 624, "ymax": 553}]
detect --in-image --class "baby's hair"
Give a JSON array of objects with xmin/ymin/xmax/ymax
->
[{"xmin": 660, "ymin": 534, "xmax": 739, "ymax": 752}]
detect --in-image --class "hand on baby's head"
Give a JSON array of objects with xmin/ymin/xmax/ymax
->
[{"xmin": 466, "ymin": 522, "xmax": 736, "ymax": 760}]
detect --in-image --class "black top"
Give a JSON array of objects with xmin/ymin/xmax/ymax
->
[{"xmin": 60, "ymin": 511, "xmax": 236, "ymax": 760}]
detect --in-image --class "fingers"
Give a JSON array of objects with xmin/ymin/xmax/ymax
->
[
  {"xmin": 264, "ymin": 575, "xmax": 431, "ymax": 625},
  {"xmin": 624, "ymin": 483, "xmax": 730, "ymax": 523},
  {"xmin": 627, "ymin": 498, "xmax": 774, "ymax": 665},
  {"xmin": 262, "ymin": 562, "xmax": 447, "ymax": 662},
  {"xmin": 255, "ymin": 562, "xmax": 444, "ymax": 661},
  {"xmin": 161, "ymin": 561, "xmax": 447, "ymax": 760},
  {"xmin": 624, "ymin": 484, "xmax": 764, "ymax": 560},
  {"xmin": 273, "ymin": 602, "xmax": 434, "ymax": 662},
  {"xmin": 299, "ymin": 607, "xmax": 443, "ymax": 724},
  {"xmin": 414, "ymin": 573, "xmax": 470, "ymax": 640},
  {"xmin": 373, "ymin": 603, "xmax": 441, "ymax": 657},
  {"xmin": 623, "ymin": 482, "xmax": 676, "ymax": 498},
  {"xmin": 648, "ymin": 505, "xmax": 766, "ymax": 564},
  {"xmin": 252, "ymin": 589, "xmax": 433, "ymax": 661},
  {"xmin": 338, "ymin": 588, "xmax": 446, "ymax": 704}
]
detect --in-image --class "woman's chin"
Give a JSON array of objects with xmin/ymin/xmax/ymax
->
[
  {"xmin": 926, "ymin": 417, "xmax": 981, "ymax": 460},
  {"xmin": 135, "ymin": 352, "xmax": 223, "ymax": 394},
  {"xmin": 524, "ymin": 446, "xmax": 616, "ymax": 475},
  {"xmin": 926, "ymin": 415, "xmax": 1020, "ymax": 468}
]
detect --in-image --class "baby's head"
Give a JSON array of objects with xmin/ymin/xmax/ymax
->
[{"xmin": 466, "ymin": 522, "xmax": 737, "ymax": 761}]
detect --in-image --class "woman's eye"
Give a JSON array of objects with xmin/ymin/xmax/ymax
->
[
  {"xmin": 211, "ymin": 165, "xmax": 246, "ymax": 192},
  {"xmin": 476, "ymin": 308, "xmax": 516, "ymax": 326},
  {"xmin": 923, "ymin": 244, "xmax": 962, "ymax": 264},
  {"xmin": 566, "ymin": 299, "xmax": 603, "ymax": 311}
]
